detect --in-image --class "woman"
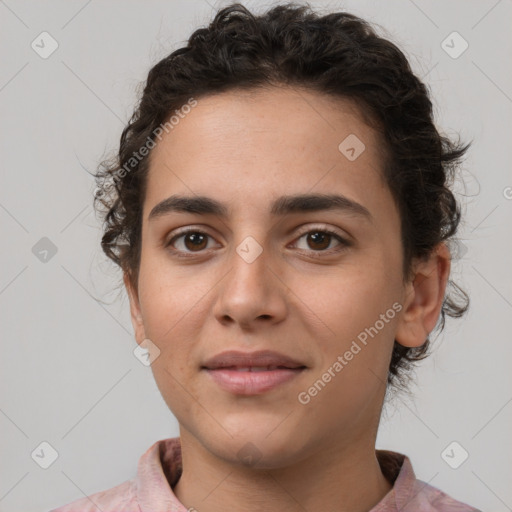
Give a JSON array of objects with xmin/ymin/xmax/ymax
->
[{"xmin": 52, "ymin": 2, "xmax": 480, "ymax": 511}]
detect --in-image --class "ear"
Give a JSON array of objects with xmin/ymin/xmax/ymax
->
[
  {"xmin": 123, "ymin": 272, "xmax": 146, "ymax": 344},
  {"xmin": 395, "ymin": 242, "xmax": 451, "ymax": 348}
]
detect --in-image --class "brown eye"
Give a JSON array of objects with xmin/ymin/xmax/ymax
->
[
  {"xmin": 167, "ymin": 230, "xmax": 214, "ymax": 254},
  {"xmin": 183, "ymin": 232, "xmax": 208, "ymax": 251},
  {"xmin": 306, "ymin": 231, "xmax": 332, "ymax": 250},
  {"xmin": 292, "ymin": 227, "xmax": 351, "ymax": 258}
]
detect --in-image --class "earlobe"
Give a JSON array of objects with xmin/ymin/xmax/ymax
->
[
  {"xmin": 395, "ymin": 243, "xmax": 451, "ymax": 348},
  {"xmin": 123, "ymin": 272, "xmax": 146, "ymax": 343}
]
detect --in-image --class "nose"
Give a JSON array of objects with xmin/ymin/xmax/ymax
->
[{"xmin": 212, "ymin": 240, "xmax": 288, "ymax": 330}]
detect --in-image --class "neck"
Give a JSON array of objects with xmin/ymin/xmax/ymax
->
[{"xmin": 173, "ymin": 430, "xmax": 392, "ymax": 512}]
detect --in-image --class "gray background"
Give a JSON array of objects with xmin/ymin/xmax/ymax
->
[{"xmin": 0, "ymin": 1, "xmax": 511, "ymax": 511}]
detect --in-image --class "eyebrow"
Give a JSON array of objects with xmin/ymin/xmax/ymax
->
[{"xmin": 148, "ymin": 193, "xmax": 372, "ymax": 222}]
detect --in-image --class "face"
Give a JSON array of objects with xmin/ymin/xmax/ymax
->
[{"xmin": 125, "ymin": 86, "xmax": 445, "ymax": 468}]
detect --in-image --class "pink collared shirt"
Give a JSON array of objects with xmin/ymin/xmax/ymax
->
[{"xmin": 51, "ymin": 437, "xmax": 481, "ymax": 512}]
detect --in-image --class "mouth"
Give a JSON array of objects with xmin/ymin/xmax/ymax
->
[
  {"xmin": 207, "ymin": 365, "xmax": 306, "ymax": 371},
  {"xmin": 201, "ymin": 349, "xmax": 308, "ymax": 395},
  {"xmin": 201, "ymin": 366, "xmax": 307, "ymax": 395}
]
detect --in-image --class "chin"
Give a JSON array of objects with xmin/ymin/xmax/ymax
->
[{"xmin": 200, "ymin": 423, "xmax": 313, "ymax": 470}]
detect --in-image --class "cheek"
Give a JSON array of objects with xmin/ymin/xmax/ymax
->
[
  {"xmin": 137, "ymin": 254, "xmax": 207, "ymax": 342},
  {"xmin": 287, "ymin": 259, "xmax": 403, "ymax": 402},
  {"xmin": 137, "ymin": 263, "xmax": 207, "ymax": 413},
  {"xmin": 136, "ymin": 255, "xmax": 218, "ymax": 385},
  {"xmin": 292, "ymin": 260, "xmax": 401, "ymax": 341},
  {"xmin": 139, "ymin": 267, "xmax": 201, "ymax": 392},
  {"xmin": 289, "ymin": 269, "xmax": 400, "ymax": 422}
]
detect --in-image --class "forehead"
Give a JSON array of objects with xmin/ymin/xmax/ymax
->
[{"xmin": 145, "ymin": 86, "xmax": 389, "ymax": 218}]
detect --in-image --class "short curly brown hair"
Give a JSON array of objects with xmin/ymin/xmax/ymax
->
[{"xmin": 94, "ymin": 2, "xmax": 471, "ymax": 392}]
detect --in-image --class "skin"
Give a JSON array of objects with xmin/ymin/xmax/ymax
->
[{"xmin": 124, "ymin": 86, "xmax": 450, "ymax": 512}]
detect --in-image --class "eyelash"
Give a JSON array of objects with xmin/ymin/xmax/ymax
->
[{"xmin": 165, "ymin": 226, "xmax": 351, "ymax": 259}]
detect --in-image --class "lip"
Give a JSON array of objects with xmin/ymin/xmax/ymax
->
[
  {"xmin": 201, "ymin": 349, "xmax": 306, "ymax": 370},
  {"xmin": 203, "ymin": 368, "xmax": 306, "ymax": 395},
  {"xmin": 201, "ymin": 349, "xmax": 307, "ymax": 396}
]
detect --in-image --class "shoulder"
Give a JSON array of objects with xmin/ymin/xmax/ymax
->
[
  {"xmin": 375, "ymin": 449, "xmax": 482, "ymax": 512},
  {"xmin": 49, "ymin": 437, "xmax": 181, "ymax": 512},
  {"xmin": 409, "ymin": 479, "xmax": 482, "ymax": 512},
  {"xmin": 407, "ymin": 479, "xmax": 483, "ymax": 512},
  {"xmin": 49, "ymin": 478, "xmax": 138, "ymax": 512}
]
